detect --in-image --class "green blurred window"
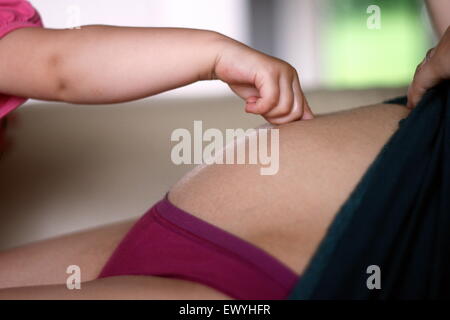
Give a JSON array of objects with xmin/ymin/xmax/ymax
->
[{"xmin": 322, "ymin": 0, "xmax": 431, "ymax": 88}]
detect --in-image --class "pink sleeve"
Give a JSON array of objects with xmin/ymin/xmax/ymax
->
[{"xmin": 0, "ymin": 0, "xmax": 43, "ymax": 119}]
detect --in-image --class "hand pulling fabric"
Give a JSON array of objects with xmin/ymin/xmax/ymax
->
[{"xmin": 289, "ymin": 82, "xmax": 450, "ymax": 299}]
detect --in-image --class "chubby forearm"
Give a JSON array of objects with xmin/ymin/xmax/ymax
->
[
  {"xmin": 0, "ymin": 26, "xmax": 223, "ymax": 103},
  {"xmin": 426, "ymin": 0, "xmax": 450, "ymax": 38},
  {"xmin": 0, "ymin": 23, "xmax": 314, "ymax": 123}
]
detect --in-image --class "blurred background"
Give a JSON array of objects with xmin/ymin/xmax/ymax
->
[
  {"xmin": 29, "ymin": 0, "xmax": 434, "ymax": 96},
  {"xmin": 0, "ymin": 0, "xmax": 436, "ymax": 249}
]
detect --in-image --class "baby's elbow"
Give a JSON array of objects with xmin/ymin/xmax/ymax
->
[{"xmin": 46, "ymin": 52, "xmax": 73, "ymax": 102}]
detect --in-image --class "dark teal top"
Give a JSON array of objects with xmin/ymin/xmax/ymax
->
[{"xmin": 289, "ymin": 82, "xmax": 450, "ymax": 299}]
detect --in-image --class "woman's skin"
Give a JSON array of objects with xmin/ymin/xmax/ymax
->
[{"xmin": 0, "ymin": 102, "xmax": 410, "ymax": 299}]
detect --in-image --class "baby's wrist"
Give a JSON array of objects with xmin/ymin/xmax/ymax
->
[{"xmin": 199, "ymin": 31, "xmax": 234, "ymax": 81}]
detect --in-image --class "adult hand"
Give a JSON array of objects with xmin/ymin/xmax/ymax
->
[{"xmin": 407, "ymin": 27, "xmax": 450, "ymax": 108}]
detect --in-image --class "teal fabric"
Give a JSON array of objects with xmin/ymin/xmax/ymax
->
[{"xmin": 288, "ymin": 82, "xmax": 450, "ymax": 299}]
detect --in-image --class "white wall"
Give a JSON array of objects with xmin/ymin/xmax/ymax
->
[
  {"xmin": 28, "ymin": 0, "xmax": 250, "ymax": 98},
  {"xmin": 274, "ymin": 0, "xmax": 321, "ymax": 89}
]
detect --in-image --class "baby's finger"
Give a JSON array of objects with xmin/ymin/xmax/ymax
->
[
  {"xmin": 248, "ymin": 71, "xmax": 280, "ymax": 114},
  {"xmin": 292, "ymin": 72, "xmax": 313, "ymax": 120},
  {"xmin": 263, "ymin": 75, "xmax": 294, "ymax": 119},
  {"xmin": 301, "ymin": 95, "xmax": 314, "ymax": 120},
  {"xmin": 229, "ymin": 84, "xmax": 259, "ymax": 102},
  {"xmin": 264, "ymin": 79, "xmax": 302, "ymax": 124}
]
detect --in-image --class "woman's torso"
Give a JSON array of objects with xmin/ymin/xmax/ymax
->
[{"xmin": 169, "ymin": 103, "xmax": 410, "ymax": 275}]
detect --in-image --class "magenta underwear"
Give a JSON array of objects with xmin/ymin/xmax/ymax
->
[{"xmin": 98, "ymin": 195, "xmax": 299, "ymax": 300}]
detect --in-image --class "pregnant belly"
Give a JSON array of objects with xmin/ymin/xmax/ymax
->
[{"xmin": 169, "ymin": 103, "xmax": 410, "ymax": 274}]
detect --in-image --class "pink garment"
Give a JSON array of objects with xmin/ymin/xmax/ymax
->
[
  {"xmin": 99, "ymin": 196, "xmax": 299, "ymax": 300},
  {"xmin": 0, "ymin": 0, "xmax": 43, "ymax": 120}
]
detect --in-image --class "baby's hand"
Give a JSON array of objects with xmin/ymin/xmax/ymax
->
[{"xmin": 212, "ymin": 37, "xmax": 314, "ymax": 124}]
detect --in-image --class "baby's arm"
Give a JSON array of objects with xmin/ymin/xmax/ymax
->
[
  {"xmin": 0, "ymin": 26, "xmax": 220, "ymax": 104},
  {"xmin": 0, "ymin": 26, "xmax": 313, "ymax": 123}
]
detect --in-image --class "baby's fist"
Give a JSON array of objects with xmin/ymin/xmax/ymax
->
[{"xmin": 213, "ymin": 37, "xmax": 314, "ymax": 124}]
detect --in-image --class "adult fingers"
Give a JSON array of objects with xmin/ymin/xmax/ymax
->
[{"xmin": 407, "ymin": 48, "xmax": 441, "ymax": 108}]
